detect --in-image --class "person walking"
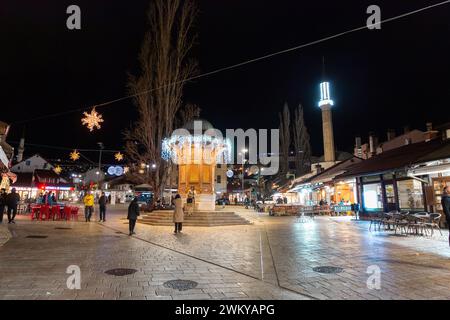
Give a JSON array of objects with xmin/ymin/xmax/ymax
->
[
  {"xmin": 441, "ymin": 186, "xmax": 450, "ymax": 246},
  {"xmin": 6, "ymin": 188, "xmax": 20, "ymax": 224},
  {"xmin": 0, "ymin": 188, "xmax": 7, "ymax": 224},
  {"xmin": 127, "ymin": 197, "xmax": 140, "ymax": 236},
  {"xmin": 173, "ymin": 194, "xmax": 184, "ymax": 234},
  {"xmin": 83, "ymin": 191, "xmax": 95, "ymax": 222},
  {"xmin": 98, "ymin": 192, "xmax": 107, "ymax": 222}
]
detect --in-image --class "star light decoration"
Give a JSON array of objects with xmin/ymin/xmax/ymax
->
[
  {"xmin": 114, "ymin": 152, "xmax": 124, "ymax": 161},
  {"xmin": 54, "ymin": 165, "xmax": 62, "ymax": 174},
  {"xmin": 81, "ymin": 107, "xmax": 104, "ymax": 132},
  {"xmin": 70, "ymin": 150, "xmax": 80, "ymax": 161}
]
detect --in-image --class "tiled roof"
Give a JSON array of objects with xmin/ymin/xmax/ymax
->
[
  {"xmin": 308, "ymin": 157, "xmax": 363, "ymax": 183},
  {"xmin": 338, "ymin": 139, "xmax": 450, "ymax": 178}
]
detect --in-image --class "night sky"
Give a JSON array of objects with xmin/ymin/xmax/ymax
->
[{"xmin": 2, "ymin": 0, "xmax": 450, "ymax": 164}]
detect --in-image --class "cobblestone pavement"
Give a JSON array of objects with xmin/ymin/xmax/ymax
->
[
  {"xmin": 0, "ymin": 225, "xmax": 11, "ymax": 247},
  {"xmin": 2, "ymin": 206, "xmax": 450, "ymax": 300}
]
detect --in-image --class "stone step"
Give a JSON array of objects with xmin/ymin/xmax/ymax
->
[
  {"xmin": 145, "ymin": 215, "xmax": 243, "ymax": 220},
  {"xmin": 140, "ymin": 218, "xmax": 247, "ymax": 222},
  {"xmin": 147, "ymin": 211, "xmax": 238, "ymax": 216},
  {"xmin": 139, "ymin": 221, "xmax": 250, "ymax": 226},
  {"xmin": 138, "ymin": 210, "xmax": 251, "ymax": 227},
  {"xmin": 140, "ymin": 219, "xmax": 249, "ymax": 224}
]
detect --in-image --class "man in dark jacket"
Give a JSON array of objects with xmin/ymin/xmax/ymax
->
[
  {"xmin": 6, "ymin": 188, "xmax": 20, "ymax": 224},
  {"xmin": 98, "ymin": 192, "xmax": 107, "ymax": 222},
  {"xmin": 441, "ymin": 186, "xmax": 450, "ymax": 246},
  {"xmin": 0, "ymin": 188, "xmax": 7, "ymax": 224},
  {"xmin": 127, "ymin": 197, "xmax": 140, "ymax": 236}
]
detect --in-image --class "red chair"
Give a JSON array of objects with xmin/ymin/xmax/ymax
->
[
  {"xmin": 70, "ymin": 207, "xmax": 79, "ymax": 221},
  {"xmin": 50, "ymin": 205, "xmax": 62, "ymax": 220},
  {"xmin": 63, "ymin": 206, "xmax": 72, "ymax": 221},
  {"xmin": 38, "ymin": 205, "xmax": 50, "ymax": 221},
  {"xmin": 30, "ymin": 205, "xmax": 41, "ymax": 220}
]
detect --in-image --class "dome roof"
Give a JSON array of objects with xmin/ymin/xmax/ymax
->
[{"xmin": 182, "ymin": 118, "xmax": 214, "ymax": 132}]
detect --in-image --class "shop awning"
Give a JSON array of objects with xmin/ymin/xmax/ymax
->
[
  {"xmin": 408, "ymin": 162, "xmax": 450, "ymax": 176},
  {"xmin": 288, "ymin": 157, "xmax": 362, "ymax": 192}
]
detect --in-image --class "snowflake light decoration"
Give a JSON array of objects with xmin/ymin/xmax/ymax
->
[
  {"xmin": 54, "ymin": 165, "xmax": 62, "ymax": 174},
  {"xmin": 70, "ymin": 150, "xmax": 80, "ymax": 161},
  {"xmin": 114, "ymin": 152, "xmax": 124, "ymax": 161},
  {"xmin": 81, "ymin": 107, "xmax": 104, "ymax": 131}
]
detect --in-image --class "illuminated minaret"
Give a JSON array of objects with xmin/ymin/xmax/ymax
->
[{"xmin": 318, "ymin": 64, "xmax": 336, "ymax": 162}]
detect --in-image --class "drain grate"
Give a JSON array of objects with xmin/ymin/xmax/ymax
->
[
  {"xmin": 163, "ymin": 279, "xmax": 198, "ymax": 291},
  {"xmin": 313, "ymin": 266, "xmax": 343, "ymax": 274},
  {"xmin": 104, "ymin": 268, "xmax": 137, "ymax": 276},
  {"xmin": 55, "ymin": 227, "xmax": 72, "ymax": 230},
  {"xmin": 26, "ymin": 235, "xmax": 48, "ymax": 239}
]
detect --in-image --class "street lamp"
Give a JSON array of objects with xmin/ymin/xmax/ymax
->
[
  {"xmin": 240, "ymin": 149, "xmax": 248, "ymax": 203},
  {"xmin": 97, "ymin": 142, "xmax": 104, "ymax": 189}
]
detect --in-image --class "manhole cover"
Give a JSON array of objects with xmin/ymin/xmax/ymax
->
[
  {"xmin": 26, "ymin": 235, "xmax": 48, "ymax": 239},
  {"xmin": 55, "ymin": 227, "xmax": 72, "ymax": 230},
  {"xmin": 104, "ymin": 268, "xmax": 137, "ymax": 276},
  {"xmin": 163, "ymin": 279, "xmax": 198, "ymax": 291},
  {"xmin": 313, "ymin": 266, "xmax": 343, "ymax": 274}
]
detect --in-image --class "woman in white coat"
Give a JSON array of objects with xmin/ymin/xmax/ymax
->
[{"xmin": 173, "ymin": 194, "xmax": 184, "ymax": 233}]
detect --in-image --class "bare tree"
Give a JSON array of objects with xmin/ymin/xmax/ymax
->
[
  {"xmin": 293, "ymin": 104, "xmax": 311, "ymax": 176},
  {"xmin": 278, "ymin": 103, "xmax": 290, "ymax": 174},
  {"xmin": 124, "ymin": 0, "xmax": 198, "ymax": 197},
  {"xmin": 176, "ymin": 103, "xmax": 201, "ymax": 128}
]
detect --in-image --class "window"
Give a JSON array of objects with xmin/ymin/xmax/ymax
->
[
  {"xmin": 217, "ymin": 164, "xmax": 221, "ymax": 169},
  {"xmin": 363, "ymin": 183, "xmax": 383, "ymax": 210},
  {"xmin": 43, "ymin": 163, "xmax": 48, "ymax": 169},
  {"xmin": 26, "ymin": 160, "xmax": 31, "ymax": 166},
  {"xmin": 216, "ymin": 175, "xmax": 221, "ymax": 184},
  {"xmin": 398, "ymin": 179, "xmax": 424, "ymax": 211}
]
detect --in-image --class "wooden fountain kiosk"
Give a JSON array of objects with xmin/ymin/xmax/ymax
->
[
  {"xmin": 140, "ymin": 120, "xmax": 251, "ymax": 226},
  {"xmin": 163, "ymin": 119, "xmax": 230, "ymax": 211}
]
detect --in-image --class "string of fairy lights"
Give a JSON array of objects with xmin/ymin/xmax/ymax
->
[
  {"xmin": 10, "ymin": 0, "xmax": 449, "ymax": 134},
  {"xmin": 10, "ymin": 141, "xmax": 125, "ymax": 168},
  {"xmin": 6, "ymin": 0, "xmax": 450, "ymax": 175}
]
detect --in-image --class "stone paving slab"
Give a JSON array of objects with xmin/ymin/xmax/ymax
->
[
  {"xmin": 0, "ymin": 224, "xmax": 11, "ymax": 247},
  {"xmin": 0, "ymin": 216, "xmax": 306, "ymax": 300},
  {"xmin": 3, "ymin": 206, "xmax": 450, "ymax": 300}
]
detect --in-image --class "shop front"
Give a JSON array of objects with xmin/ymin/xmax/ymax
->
[
  {"xmin": 356, "ymin": 172, "xmax": 427, "ymax": 214},
  {"xmin": 408, "ymin": 160, "xmax": 450, "ymax": 214}
]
